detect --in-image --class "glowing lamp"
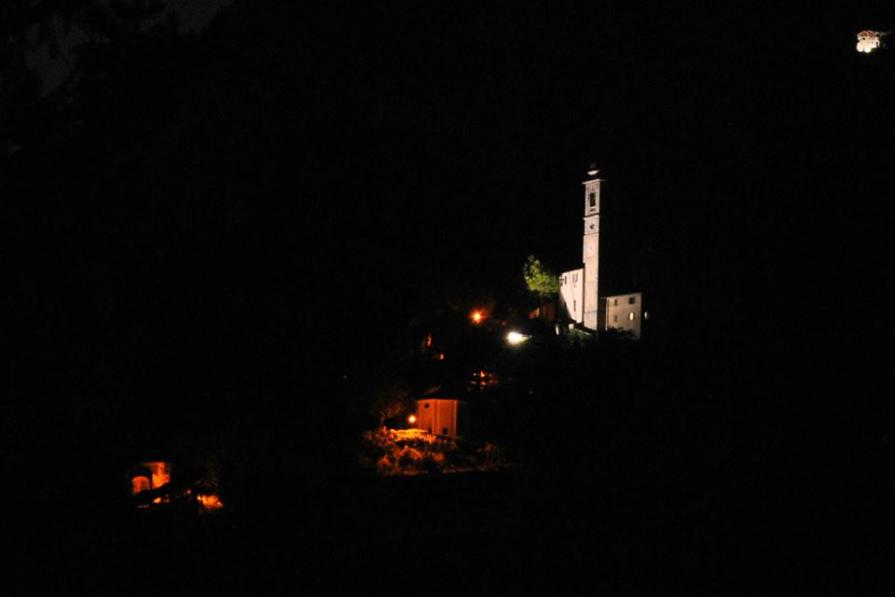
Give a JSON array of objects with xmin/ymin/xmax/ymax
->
[
  {"xmin": 857, "ymin": 30, "xmax": 882, "ymax": 53},
  {"xmin": 470, "ymin": 310, "xmax": 484, "ymax": 324},
  {"xmin": 506, "ymin": 331, "xmax": 529, "ymax": 346},
  {"xmin": 407, "ymin": 414, "xmax": 417, "ymax": 425}
]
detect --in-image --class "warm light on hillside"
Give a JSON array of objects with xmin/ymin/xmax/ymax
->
[
  {"xmin": 197, "ymin": 494, "xmax": 224, "ymax": 512},
  {"xmin": 143, "ymin": 461, "xmax": 171, "ymax": 489},
  {"xmin": 131, "ymin": 475, "xmax": 151, "ymax": 495}
]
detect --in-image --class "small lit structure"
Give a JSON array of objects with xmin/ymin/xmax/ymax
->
[
  {"xmin": 129, "ymin": 461, "xmax": 173, "ymax": 508},
  {"xmin": 127, "ymin": 459, "xmax": 224, "ymax": 513},
  {"xmin": 603, "ymin": 292, "xmax": 646, "ymax": 339},
  {"xmin": 857, "ymin": 30, "xmax": 883, "ymax": 53},
  {"xmin": 413, "ymin": 398, "xmax": 463, "ymax": 438}
]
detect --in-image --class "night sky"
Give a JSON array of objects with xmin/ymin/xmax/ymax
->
[
  {"xmin": 7, "ymin": 1, "xmax": 895, "ymax": 481},
  {"xmin": 7, "ymin": 3, "xmax": 895, "ymax": 589}
]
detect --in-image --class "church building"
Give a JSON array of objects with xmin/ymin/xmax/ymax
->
[{"xmin": 558, "ymin": 168, "xmax": 646, "ymax": 338}]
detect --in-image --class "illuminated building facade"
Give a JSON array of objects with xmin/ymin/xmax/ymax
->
[
  {"xmin": 603, "ymin": 292, "xmax": 645, "ymax": 338},
  {"xmin": 559, "ymin": 168, "xmax": 645, "ymax": 339},
  {"xmin": 414, "ymin": 398, "xmax": 462, "ymax": 438},
  {"xmin": 558, "ymin": 268, "xmax": 583, "ymax": 323}
]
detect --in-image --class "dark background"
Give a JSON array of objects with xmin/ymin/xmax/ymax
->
[
  {"xmin": 5, "ymin": 2, "xmax": 894, "ymax": 590},
  {"xmin": 9, "ymin": 4, "xmax": 893, "ymax": 377}
]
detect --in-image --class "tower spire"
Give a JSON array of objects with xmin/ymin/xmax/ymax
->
[{"xmin": 582, "ymin": 166, "xmax": 601, "ymax": 330}]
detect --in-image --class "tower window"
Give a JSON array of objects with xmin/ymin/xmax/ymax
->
[
  {"xmin": 588, "ymin": 192, "xmax": 596, "ymax": 208},
  {"xmin": 629, "ymin": 296, "xmax": 636, "ymax": 304}
]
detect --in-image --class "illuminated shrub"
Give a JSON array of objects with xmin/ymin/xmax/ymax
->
[{"xmin": 359, "ymin": 428, "xmax": 504, "ymax": 476}]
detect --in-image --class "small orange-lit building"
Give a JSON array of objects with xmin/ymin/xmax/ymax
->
[{"xmin": 414, "ymin": 397, "xmax": 465, "ymax": 438}]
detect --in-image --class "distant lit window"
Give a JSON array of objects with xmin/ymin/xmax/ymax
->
[
  {"xmin": 644, "ymin": 311, "xmax": 649, "ymax": 320},
  {"xmin": 629, "ymin": 312, "xmax": 635, "ymax": 321},
  {"xmin": 629, "ymin": 296, "xmax": 636, "ymax": 304}
]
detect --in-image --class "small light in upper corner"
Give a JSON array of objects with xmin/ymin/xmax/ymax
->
[{"xmin": 856, "ymin": 30, "xmax": 883, "ymax": 53}]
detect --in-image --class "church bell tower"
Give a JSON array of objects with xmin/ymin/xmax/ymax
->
[{"xmin": 582, "ymin": 167, "xmax": 601, "ymax": 330}]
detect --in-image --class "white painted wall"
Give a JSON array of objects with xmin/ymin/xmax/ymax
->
[
  {"xmin": 559, "ymin": 268, "xmax": 584, "ymax": 323},
  {"xmin": 582, "ymin": 177, "xmax": 601, "ymax": 330},
  {"xmin": 604, "ymin": 292, "xmax": 643, "ymax": 338}
]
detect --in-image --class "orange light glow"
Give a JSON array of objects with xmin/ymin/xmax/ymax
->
[
  {"xmin": 197, "ymin": 494, "xmax": 224, "ymax": 512},
  {"xmin": 142, "ymin": 461, "xmax": 171, "ymax": 490},
  {"xmin": 470, "ymin": 310, "xmax": 485, "ymax": 324},
  {"xmin": 407, "ymin": 414, "xmax": 417, "ymax": 425},
  {"xmin": 131, "ymin": 476, "xmax": 151, "ymax": 495}
]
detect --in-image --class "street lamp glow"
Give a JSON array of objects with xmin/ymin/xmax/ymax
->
[
  {"xmin": 506, "ymin": 331, "xmax": 529, "ymax": 346},
  {"xmin": 407, "ymin": 414, "xmax": 417, "ymax": 425},
  {"xmin": 470, "ymin": 310, "xmax": 485, "ymax": 324}
]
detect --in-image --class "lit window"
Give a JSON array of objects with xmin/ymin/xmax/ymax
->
[
  {"xmin": 629, "ymin": 312, "xmax": 635, "ymax": 321},
  {"xmin": 644, "ymin": 311, "xmax": 649, "ymax": 320}
]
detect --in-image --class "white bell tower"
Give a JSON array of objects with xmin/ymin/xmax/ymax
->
[{"xmin": 582, "ymin": 167, "xmax": 601, "ymax": 330}]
